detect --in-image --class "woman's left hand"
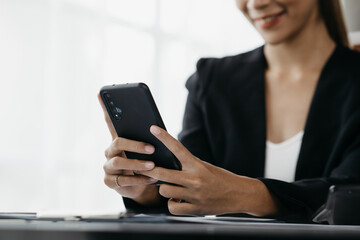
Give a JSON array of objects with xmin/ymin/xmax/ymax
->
[{"xmin": 137, "ymin": 126, "xmax": 279, "ymax": 216}]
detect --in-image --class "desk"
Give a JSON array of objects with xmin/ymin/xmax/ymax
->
[{"xmin": 0, "ymin": 218, "xmax": 360, "ymax": 240}]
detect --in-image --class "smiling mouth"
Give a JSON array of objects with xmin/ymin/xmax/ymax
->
[
  {"xmin": 253, "ymin": 11, "xmax": 285, "ymax": 29},
  {"xmin": 262, "ymin": 13, "xmax": 282, "ymax": 22}
]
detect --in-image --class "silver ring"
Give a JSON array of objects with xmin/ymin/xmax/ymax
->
[{"xmin": 115, "ymin": 175, "xmax": 121, "ymax": 188}]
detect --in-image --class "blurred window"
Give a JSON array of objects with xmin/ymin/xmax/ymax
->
[{"xmin": 0, "ymin": 0, "xmax": 263, "ymax": 212}]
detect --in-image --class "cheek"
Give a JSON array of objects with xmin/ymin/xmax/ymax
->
[
  {"xmin": 283, "ymin": 0, "xmax": 319, "ymax": 34},
  {"xmin": 277, "ymin": 0, "xmax": 319, "ymax": 27},
  {"xmin": 257, "ymin": 0, "xmax": 318, "ymax": 44}
]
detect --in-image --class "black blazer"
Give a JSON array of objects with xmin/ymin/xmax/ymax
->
[{"xmin": 124, "ymin": 45, "xmax": 360, "ymax": 222}]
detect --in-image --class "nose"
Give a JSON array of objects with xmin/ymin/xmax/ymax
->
[{"xmin": 247, "ymin": 0, "xmax": 272, "ymax": 9}]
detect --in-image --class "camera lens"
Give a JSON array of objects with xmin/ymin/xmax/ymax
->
[
  {"xmin": 115, "ymin": 107, "xmax": 122, "ymax": 114},
  {"xmin": 106, "ymin": 93, "xmax": 111, "ymax": 99}
]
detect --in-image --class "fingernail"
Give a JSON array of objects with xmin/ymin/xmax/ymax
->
[
  {"xmin": 149, "ymin": 178, "xmax": 158, "ymax": 182},
  {"xmin": 150, "ymin": 126, "xmax": 161, "ymax": 135},
  {"xmin": 145, "ymin": 162, "xmax": 154, "ymax": 169},
  {"xmin": 145, "ymin": 145, "xmax": 154, "ymax": 153}
]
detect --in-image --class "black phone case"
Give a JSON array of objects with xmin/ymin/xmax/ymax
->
[{"xmin": 100, "ymin": 83, "xmax": 182, "ymax": 171}]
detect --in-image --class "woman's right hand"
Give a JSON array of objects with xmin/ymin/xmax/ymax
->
[{"xmin": 98, "ymin": 94, "xmax": 161, "ymax": 206}]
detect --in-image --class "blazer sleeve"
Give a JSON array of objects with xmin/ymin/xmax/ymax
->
[
  {"xmin": 122, "ymin": 194, "xmax": 169, "ymax": 214},
  {"xmin": 259, "ymin": 109, "xmax": 360, "ymax": 222},
  {"xmin": 178, "ymin": 60, "xmax": 215, "ymax": 164}
]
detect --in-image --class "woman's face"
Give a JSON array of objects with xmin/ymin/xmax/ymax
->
[{"xmin": 236, "ymin": 0, "xmax": 320, "ymax": 45}]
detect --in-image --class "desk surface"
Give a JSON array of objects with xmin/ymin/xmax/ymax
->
[{"xmin": 1, "ymin": 218, "xmax": 360, "ymax": 240}]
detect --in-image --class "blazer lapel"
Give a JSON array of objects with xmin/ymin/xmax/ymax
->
[
  {"xmin": 226, "ymin": 47, "xmax": 267, "ymax": 177},
  {"xmin": 296, "ymin": 46, "xmax": 342, "ymax": 180}
]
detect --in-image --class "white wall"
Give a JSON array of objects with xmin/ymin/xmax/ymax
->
[
  {"xmin": 0, "ymin": 0, "xmax": 263, "ymax": 212},
  {"xmin": 342, "ymin": 0, "xmax": 360, "ymax": 45}
]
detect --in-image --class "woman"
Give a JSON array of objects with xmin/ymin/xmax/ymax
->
[{"xmin": 99, "ymin": 0, "xmax": 360, "ymax": 222}]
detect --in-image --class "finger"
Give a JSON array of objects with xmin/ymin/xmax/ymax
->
[
  {"xmin": 150, "ymin": 125, "xmax": 192, "ymax": 165},
  {"xmin": 98, "ymin": 93, "xmax": 117, "ymax": 140},
  {"xmin": 105, "ymin": 137, "xmax": 155, "ymax": 159},
  {"xmin": 168, "ymin": 199, "xmax": 198, "ymax": 215},
  {"xmin": 104, "ymin": 174, "xmax": 158, "ymax": 189},
  {"xmin": 138, "ymin": 166, "xmax": 189, "ymax": 186},
  {"xmin": 159, "ymin": 184, "xmax": 192, "ymax": 201},
  {"xmin": 104, "ymin": 157, "xmax": 155, "ymax": 174}
]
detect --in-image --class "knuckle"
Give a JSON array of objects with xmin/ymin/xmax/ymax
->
[
  {"xmin": 103, "ymin": 175, "xmax": 112, "ymax": 188},
  {"xmin": 153, "ymin": 169, "xmax": 164, "ymax": 180},
  {"xmin": 103, "ymin": 161, "xmax": 114, "ymax": 173},
  {"xmin": 111, "ymin": 157, "xmax": 121, "ymax": 169},
  {"xmin": 113, "ymin": 137, "xmax": 124, "ymax": 151},
  {"xmin": 191, "ymin": 178, "xmax": 203, "ymax": 190},
  {"xmin": 147, "ymin": 168, "xmax": 159, "ymax": 178},
  {"xmin": 113, "ymin": 137, "xmax": 122, "ymax": 145},
  {"xmin": 104, "ymin": 148, "xmax": 110, "ymax": 159}
]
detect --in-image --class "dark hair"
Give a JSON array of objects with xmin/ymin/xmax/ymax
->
[{"xmin": 318, "ymin": 0, "xmax": 349, "ymax": 47}]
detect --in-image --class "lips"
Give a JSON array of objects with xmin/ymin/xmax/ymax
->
[{"xmin": 252, "ymin": 11, "xmax": 285, "ymax": 29}]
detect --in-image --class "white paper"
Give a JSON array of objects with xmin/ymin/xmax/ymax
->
[{"xmin": 36, "ymin": 210, "xmax": 126, "ymax": 220}]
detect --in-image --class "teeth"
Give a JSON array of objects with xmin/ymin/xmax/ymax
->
[{"xmin": 263, "ymin": 16, "xmax": 277, "ymax": 22}]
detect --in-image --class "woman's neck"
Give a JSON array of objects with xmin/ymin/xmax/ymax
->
[{"xmin": 264, "ymin": 18, "xmax": 336, "ymax": 74}]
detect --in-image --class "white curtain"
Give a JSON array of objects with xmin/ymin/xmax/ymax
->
[{"xmin": 0, "ymin": 0, "xmax": 263, "ymax": 212}]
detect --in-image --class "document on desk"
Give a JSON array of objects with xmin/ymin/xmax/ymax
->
[
  {"xmin": 36, "ymin": 212, "xmax": 281, "ymax": 224},
  {"xmin": 164, "ymin": 215, "xmax": 282, "ymax": 224},
  {"xmin": 130, "ymin": 214, "xmax": 282, "ymax": 224},
  {"xmin": 35, "ymin": 210, "xmax": 127, "ymax": 221},
  {"xmin": 0, "ymin": 211, "xmax": 126, "ymax": 222},
  {"xmin": 1, "ymin": 211, "xmax": 281, "ymax": 224}
]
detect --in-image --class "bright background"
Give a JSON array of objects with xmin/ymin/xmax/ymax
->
[
  {"xmin": 0, "ymin": 0, "xmax": 265, "ymax": 212},
  {"xmin": 0, "ymin": 0, "xmax": 357, "ymax": 213}
]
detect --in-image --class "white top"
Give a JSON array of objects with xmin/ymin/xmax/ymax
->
[{"xmin": 264, "ymin": 131, "xmax": 304, "ymax": 182}]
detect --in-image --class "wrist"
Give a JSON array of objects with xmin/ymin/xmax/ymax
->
[{"xmin": 233, "ymin": 177, "xmax": 280, "ymax": 217}]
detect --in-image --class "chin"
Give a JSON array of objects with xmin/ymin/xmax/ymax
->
[
  {"xmin": 260, "ymin": 34, "xmax": 287, "ymax": 45},
  {"xmin": 259, "ymin": 30, "xmax": 296, "ymax": 46},
  {"xmin": 263, "ymin": 38, "xmax": 284, "ymax": 45}
]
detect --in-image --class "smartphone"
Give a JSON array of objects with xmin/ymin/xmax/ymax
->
[{"xmin": 100, "ymin": 83, "xmax": 182, "ymax": 171}]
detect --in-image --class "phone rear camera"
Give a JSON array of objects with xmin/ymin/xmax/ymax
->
[
  {"xmin": 106, "ymin": 93, "xmax": 111, "ymax": 98},
  {"xmin": 115, "ymin": 107, "xmax": 122, "ymax": 114},
  {"xmin": 113, "ymin": 107, "xmax": 122, "ymax": 120}
]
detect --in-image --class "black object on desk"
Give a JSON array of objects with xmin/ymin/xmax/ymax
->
[{"xmin": 313, "ymin": 185, "xmax": 360, "ymax": 225}]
